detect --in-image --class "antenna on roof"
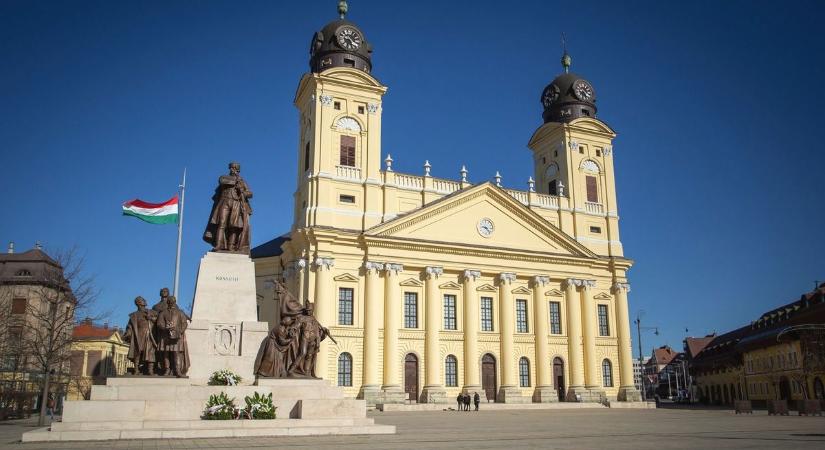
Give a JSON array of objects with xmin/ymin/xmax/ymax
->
[{"xmin": 561, "ymin": 32, "xmax": 571, "ymax": 73}]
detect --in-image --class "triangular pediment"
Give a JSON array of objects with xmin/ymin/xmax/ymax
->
[
  {"xmin": 511, "ymin": 286, "xmax": 532, "ymax": 295},
  {"xmin": 477, "ymin": 284, "xmax": 497, "ymax": 292},
  {"xmin": 545, "ymin": 289, "xmax": 564, "ymax": 297},
  {"xmin": 333, "ymin": 273, "xmax": 359, "ymax": 282},
  {"xmin": 439, "ymin": 281, "xmax": 461, "ymax": 290},
  {"xmin": 399, "ymin": 278, "xmax": 423, "ymax": 287},
  {"xmin": 367, "ymin": 183, "xmax": 596, "ymax": 258},
  {"xmin": 593, "ymin": 292, "xmax": 613, "ymax": 300}
]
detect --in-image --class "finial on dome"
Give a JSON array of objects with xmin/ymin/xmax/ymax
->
[
  {"xmin": 338, "ymin": 0, "xmax": 348, "ymax": 19},
  {"xmin": 561, "ymin": 32, "xmax": 571, "ymax": 73}
]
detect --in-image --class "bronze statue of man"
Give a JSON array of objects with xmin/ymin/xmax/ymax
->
[
  {"xmin": 253, "ymin": 316, "xmax": 298, "ymax": 378},
  {"xmin": 151, "ymin": 287, "xmax": 171, "ymax": 313},
  {"xmin": 203, "ymin": 162, "xmax": 253, "ymax": 253},
  {"xmin": 123, "ymin": 296, "xmax": 157, "ymax": 375},
  {"xmin": 287, "ymin": 304, "xmax": 334, "ymax": 378},
  {"xmin": 156, "ymin": 296, "xmax": 190, "ymax": 377}
]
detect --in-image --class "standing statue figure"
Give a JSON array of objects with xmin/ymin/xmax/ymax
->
[
  {"xmin": 203, "ymin": 162, "xmax": 253, "ymax": 253},
  {"xmin": 253, "ymin": 316, "xmax": 298, "ymax": 378},
  {"xmin": 156, "ymin": 296, "xmax": 191, "ymax": 377},
  {"xmin": 151, "ymin": 287, "xmax": 171, "ymax": 374},
  {"xmin": 123, "ymin": 296, "xmax": 157, "ymax": 375},
  {"xmin": 151, "ymin": 287, "xmax": 171, "ymax": 313},
  {"xmin": 287, "ymin": 304, "xmax": 334, "ymax": 378}
]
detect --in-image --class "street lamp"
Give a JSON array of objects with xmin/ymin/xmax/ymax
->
[{"xmin": 634, "ymin": 310, "xmax": 659, "ymax": 401}]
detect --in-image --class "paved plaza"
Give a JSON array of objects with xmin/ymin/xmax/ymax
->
[{"xmin": 2, "ymin": 408, "xmax": 824, "ymax": 450}]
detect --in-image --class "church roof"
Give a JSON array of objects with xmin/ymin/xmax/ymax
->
[
  {"xmin": 251, "ymin": 234, "xmax": 290, "ymax": 259},
  {"xmin": 72, "ymin": 320, "xmax": 120, "ymax": 340}
]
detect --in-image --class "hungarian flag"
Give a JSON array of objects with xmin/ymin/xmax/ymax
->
[{"xmin": 122, "ymin": 196, "xmax": 179, "ymax": 224}]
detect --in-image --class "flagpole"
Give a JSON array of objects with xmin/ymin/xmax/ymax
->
[{"xmin": 173, "ymin": 168, "xmax": 186, "ymax": 298}]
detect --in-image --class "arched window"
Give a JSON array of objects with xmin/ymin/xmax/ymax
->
[
  {"xmin": 445, "ymin": 355, "xmax": 458, "ymax": 387},
  {"xmin": 519, "ymin": 357, "xmax": 530, "ymax": 387},
  {"xmin": 601, "ymin": 359, "xmax": 613, "ymax": 387},
  {"xmin": 337, "ymin": 353, "xmax": 352, "ymax": 387}
]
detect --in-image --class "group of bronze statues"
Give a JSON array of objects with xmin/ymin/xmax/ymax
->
[
  {"xmin": 123, "ymin": 287, "xmax": 190, "ymax": 377},
  {"xmin": 254, "ymin": 281, "xmax": 336, "ymax": 379},
  {"xmin": 123, "ymin": 162, "xmax": 336, "ymax": 380}
]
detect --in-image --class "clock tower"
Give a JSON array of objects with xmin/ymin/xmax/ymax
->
[
  {"xmin": 292, "ymin": 1, "xmax": 388, "ymax": 231},
  {"xmin": 528, "ymin": 50, "xmax": 623, "ymax": 257}
]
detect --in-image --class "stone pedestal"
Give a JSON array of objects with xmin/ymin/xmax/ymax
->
[
  {"xmin": 420, "ymin": 385, "xmax": 447, "ymax": 403},
  {"xmin": 617, "ymin": 386, "xmax": 642, "ymax": 402},
  {"xmin": 497, "ymin": 386, "xmax": 530, "ymax": 404},
  {"xmin": 187, "ymin": 252, "xmax": 269, "ymax": 383},
  {"xmin": 532, "ymin": 386, "xmax": 560, "ymax": 403}
]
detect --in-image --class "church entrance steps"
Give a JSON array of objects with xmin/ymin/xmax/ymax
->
[
  {"xmin": 22, "ymin": 417, "xmax": 395, "ymax": 442},
  {"xmin": 606, "ymin": 401, "xmax": 657, "ymax": 409},
  {"xmin": 376, "ymin": 402, "xmax": 611, "ymax": 411}
]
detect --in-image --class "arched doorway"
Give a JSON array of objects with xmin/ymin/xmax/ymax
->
[
  {"xmin": 404, "ymin": 354, "xmax": 418, "ymax": 403},
  {"xmin": 481, "ymin": 354, "xmax": 497, "ymax": 402},
  {"xmin": 553, "ymin": 357, "xmax": 566, "ymax": 402},
  {"xmin": 779, "ymin": 376, "xmax": 791, "ymax": 401}
]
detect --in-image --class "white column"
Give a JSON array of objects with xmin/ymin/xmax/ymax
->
[
  {"xmin": 362, "ymin": 261, "xmax": 383, "ymax": 390},
  {"xmin": 564, "ymin": 279, "xmax": 585, "ymax": 394},
  {"xmin": 613, "ymin": 282, "xmax": 641, "ymax": 401},
  {"xmin": 382, "ymin": 263, "xmax": 403, "ymax": 392},
  {"xmin": 422, "ymin": 266, "xmax": 446, "ymax": 402},
  {"xmin": 313, "ymin": 256, "xmax": 334, "ymax": 382},
  {"xmin": 580, "ymin": 279, "xmax": 598, "ymax": 389},
  {"xmin": 532, "ymin": 276, "xmax": 552, "ymax": 390},
  {"xmin": 462, "ymin": 270, "xmax": 481, "ymax": 392},
  {"xmin": 498, "ymin": 272, "xmax": 517, "ymax": 388}
]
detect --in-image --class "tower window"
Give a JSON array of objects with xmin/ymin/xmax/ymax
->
[
  {"xmin": 595, "ymin": 149, "xmax": 601, "ymax": 157},
  {"xmin": 339, "ymin": 194, "xmax": 355, "ymax": 204},
  {"xmin": 304, "ymin": 142, "xmax": 310, "ymax": 172},
  {"xmin": 579, "ymin": 146, "xmax": 585, "ymax": 154},
  {"xmin": 554, "ymin": 150, "xmax": 558, "ymax": 157},
  {"xmin": 334, "ymin": 101, "xmax": 341, "ymax": 110},
  {"xmin": 582, "ymin": 109, "xmax": 590, "ymax": 117},
  {"xmin": 585, "ymin": 176, "xmax": 598, "ymax": 203},
  {"xmin": 339, "ymin": 135, "xmax": 356, "ymax": 167},
  {"xmin": 589, "ymin": 226, "xmax": 601, "ymax": 234},
  {"xmin": 357, "ymin": 105, "xmax": 365, "ymax": 114},
  {"xmin": 548, "ymin": 180, "xmax": 558, "ymax": 196},
  {"xmin": 343, "ymin": 58, "xmax": 355, "ymax": 68}
]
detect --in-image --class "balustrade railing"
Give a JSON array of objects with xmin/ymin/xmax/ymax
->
[
  {"xmin": 506, "ymin": 189, "xmax": 529, "ymax": 205},
  {"xmin": 433, "ymin": 178, "xmax": 461, "ymax": 194},
  {"xmin": 336, "ymin": 165, "xmax": 362, "ymax": 180},
  {"xmin": 533, "ymin": 193, "xmax": 559, "ymax": 208},
  {"xmin": 394, "ymin": 173, "xmax": 424, "ymax": 189},
  {"xmin": 585, "ymin": 202, "xmax": 605, "ymax": 214}
]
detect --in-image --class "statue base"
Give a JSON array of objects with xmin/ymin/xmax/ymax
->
[{"xmin": 186, "ymin": 252, "xmax": 269, "ymax": 383}]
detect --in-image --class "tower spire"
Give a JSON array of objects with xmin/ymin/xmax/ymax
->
[
  {"xmin": 338, "ymin": 0, "xmax": 348, "ymax": 19},
  {"xmin": 561, "ymin": 32, "xmax": 571, "ymax": 73}
]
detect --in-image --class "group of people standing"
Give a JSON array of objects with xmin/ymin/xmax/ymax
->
[
  {"xmin": 123, "ymin": 287, "xmax": 190, "ymax": 377},
  {"xmin": 456, "ymin": 392, "xmax": 481, "ymax": 411}
]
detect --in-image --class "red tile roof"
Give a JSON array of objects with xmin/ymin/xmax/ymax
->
[
  {"xmin": 72, "ymin": 321, "xmax": 118, "ymax": 340},
  {"xmin": 653, "ymin": 346, "xmax": 677, "ymax": 366},
  {"xmin": 684, "ymin": 335, "xmax": 715, "ymax": 358}
]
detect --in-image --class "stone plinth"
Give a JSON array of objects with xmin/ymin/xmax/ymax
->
[
  {"xmin": 420, "ymin": 385, "xmax": 447, "ymax": 403},
  {"xmin": 566, "ymin": 386, "xmax": 606, "ymax": 403},
  {"xmin": 496, "ymin": 386, "xmax": 530, "ymax": 403},
  {"xmin": 532, "ymin": 386, "xmax": 560, "ymax": 403},
  {"xmin": 617, "ymin": 386, "xmax": 642, "ymax": 402},
  {"xmin": 186, "ymin": 252, "xmax": 269, "ymax": 383}
]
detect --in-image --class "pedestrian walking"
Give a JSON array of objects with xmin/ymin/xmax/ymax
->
[
  {"xmin": 473, "ymin": 392, "xmax": 480, "ymax": 411},
  {"xmin": 46, "ymin": 394, "xmax": 55, "ymax": 421},
  {"xmin": 456, "ymin": 393, "xmax": 462, "ymax": 411}
]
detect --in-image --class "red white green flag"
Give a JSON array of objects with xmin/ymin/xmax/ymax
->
[{"xmin": 122, "ymin": 196, "xmax": 179, "ymax": 224}]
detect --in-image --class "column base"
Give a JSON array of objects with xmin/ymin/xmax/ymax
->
[
  {"xmin": 358, "ymin": 384, "xmax": 384, "ymax": 407},
  {"xmin": 532, "ymin": 385, "xmax": 560, "ymax": 403},
  {"xmin": 379, "ymin": 385, "xmax": 407, "ymax": 404},
  {"xmin": 565, "ymin": 386, "xmax": 606, "ymax": 403},
  {"xmin": 420, "ymin": 385, "xmax": 448, "ymax": 403},
  {"xmin": 617, "ymin": 386, "xmax": 643, "ymax": 402},
  {"xmin": 497, "ymin": 385, "xmax": 530, "ymax": 403},
  {"xmin": 461, "ymin": 384, "xmax": 482, "ymax": 396}
]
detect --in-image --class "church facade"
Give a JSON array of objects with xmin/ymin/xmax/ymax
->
[{"xmin": 253, "ymin": 3, "xmax": 640, "ymax": 405}]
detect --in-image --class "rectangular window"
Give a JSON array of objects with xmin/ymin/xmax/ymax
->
[
  {"xmin": 549, "ymin": 301, "xmax": 562, "ymax": 334},
  {"xmin": 589, "ymin": 226, "xmax": 601, "ymax": 234},
  {"xmin": 338, "ymin": 288, "xmax": 354, "ymax": 325},
  {"xmin": 480, "ymin": 297, "xmax": 493, "ymax": 332},
  {"xmin": 339, "ymin": 135, "xmax": 356, "ymax": 166},
  {"xmin": 333, "ymin": 101, "xmax": 341, "ymax": 110},
  {"xmin": 86, "ymin": 350, "xmax": 102, "ymax": 376},
  {"xmin": 357, "ymin": 105, "xmax": 365, "ymax": 114},
  {"xmin": 595, "ymin": 148, "xmax": 601, "ymax": 157},
  {"xmin": 11, "ymin": 298, "xmax": 26, "ymax": 314},
  {"xmin": 69, "ymin": 350, "xmax": 84, "ymax": 377},
  {"xmin": 516, "ymin": 299, "xmax": 528, "ymax": 333},
  {"xmin": 404, "ymin": 292, "xmax": 418, "ymax": 328},
  {"xmin": 548, "ymin": 180, "xmax": 558, "ymax": 196},
  {"xmin": 597, "ymin": 304, "xmax": 610, "ymax": 336},
  {"xmin": 304, "ymin": 141, "xmax": 310, "ymax": 172},
  {"xmin": 443, "ymin": 294, "xmax": 456, "ymax": 330},
  {"xmin": 586, "ymin": 176, "xmax": 598, "ymax": 203},
  {"xmin": 339, "ymin": 194, "xmax": 355, "ymax": 204}
]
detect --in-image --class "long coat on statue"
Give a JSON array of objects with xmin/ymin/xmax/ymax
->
[
  {"xmin": 124, "ymin": 309, "xmax": 156, "ymax": 364},
  {"xmin": 156, "ymin": 306, "xmax": 191, "ymax": 375},
  {"xmin": 203, "ymin": 175, "xmax": 252, "ymax": 253}
]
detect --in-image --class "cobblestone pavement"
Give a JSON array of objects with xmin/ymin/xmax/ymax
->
[{"xmin": 3, "ymin": 408, "xmax": 825, "ymax": 450}]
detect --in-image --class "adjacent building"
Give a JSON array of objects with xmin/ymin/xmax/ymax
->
[
  {"xmin": 253, "ymin": 3, "xmax": 641, "ymax": 405},
  {"xmin": 67, "ymin": 320, "xmax": 129, "ymax": 400}
]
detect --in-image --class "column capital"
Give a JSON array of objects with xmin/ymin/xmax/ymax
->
[
  {"xmin": 611, "ymin": 282, "xmax": 631, "ymax": 293},
  {"xmin": 425, "ymin": 266, "xmax": 443, "ymax": 279},
  {"xmin": 313, "ymin": 256, "xmax": 335, "ymax": 270},
  {"xmin": 499, "ymin": 272, "xmax": 517, "ymax": 284},
  {"xmin": 564, "ymin": 278, "xmax": 596, "ymax": 289},
  {"xmin": 364, "ymin": 261, "xmax": 385, "ymax": 274},
  {"xmin": 532, "ymin": 275, "xmax": 550, "ymax": 287},
  {"xmin": 294, "ymin": 258, "xmax": 307, "ymax": 269},
  {"xmin": 462, "ymin": 269, "xmax": 481, "ymax": 281},
  {"xmin": 384, "ymin": 263, "xmax": 404, "ymax": 274}
]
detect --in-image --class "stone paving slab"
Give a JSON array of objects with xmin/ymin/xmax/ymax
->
[{"xmin": 3, "ymin": 408, "xmax": 825, "ymax": 449}]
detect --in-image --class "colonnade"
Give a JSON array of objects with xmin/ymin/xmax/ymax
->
[{"xmin": 302, "ymin": 257, "xmax": 638, "ymax": 402}]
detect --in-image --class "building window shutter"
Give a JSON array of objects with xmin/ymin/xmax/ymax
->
[
  {"xmin": 339, "ymin": 135, "xmax": 356, "ymax": 167},
  {"xmin": 586, "ymin": 176, "xmax": 598, "ymax": 203}
]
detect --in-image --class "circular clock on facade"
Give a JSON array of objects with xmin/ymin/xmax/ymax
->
[
  {"xmin": 477, "ymin": 218, "xmax": 494, "ymax": 237},
  {"xmin": 573, "ymin": 79, "xmax": 594, "ymax": 101},
  {"xmin": 336, "ymin": 27, "xmax": 362, "ymax": 51},
  {"xmin": 541, "ymin": 84, "xmax": 560, "ymax": 108}
]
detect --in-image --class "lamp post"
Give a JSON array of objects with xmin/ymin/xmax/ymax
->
[{"xmin": 634, "ymin": 311, "xmax": 659, "ymax": 401}]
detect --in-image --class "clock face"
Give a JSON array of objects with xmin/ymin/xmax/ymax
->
[
  {"xmin": 573, "ymin": 80, "xmax": 594, "ymax": 101},
  {"xmin": 541, "ymin": 84, "xmax": 560, "ymax": 108},
  {"xmin": 336, "ymin": 27, "xmax": 362, "ymax": 51},
  {"xmin": 477, "ymin": 218, "xmax": 494, "ymax": 238},
  {"xmin": 545, "ymin": 164, "xmax": 558, "ymax": 178}
]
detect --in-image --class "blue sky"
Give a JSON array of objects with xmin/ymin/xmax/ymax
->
[{"xmin": 2, "ymin": 0, "xmax": 824, "ymax": 358}]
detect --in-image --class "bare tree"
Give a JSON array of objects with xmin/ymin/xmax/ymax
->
[{"xmin": 19, "ymin": 246, "xmax": 101, "ymax": 426}]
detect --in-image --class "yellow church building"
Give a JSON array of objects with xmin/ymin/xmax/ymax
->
[{"xmin": 253, "ymin": 2, "xmax": 641, "ymax": 405}]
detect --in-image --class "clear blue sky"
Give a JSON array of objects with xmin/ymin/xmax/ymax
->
[{"xmin": 2, "ymin": 0, "xmax": 824, "ymax": 358}]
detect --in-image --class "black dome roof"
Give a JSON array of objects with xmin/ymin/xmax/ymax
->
[
  {"xmin": 309, "ymin": 4, "xmax": 373, "ymax": 74},
  {"xmin": 540, "ymin": 53, "xmax": 597, "ymax": 123}
]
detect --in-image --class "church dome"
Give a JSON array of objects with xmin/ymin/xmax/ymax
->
[
  {"xmin": 540, "ymin": 51, "xmax": 597, "ymax": 123},
  {"xmin": 309, "ymin": 1, "xmax": 373, "ymax": 74}
]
